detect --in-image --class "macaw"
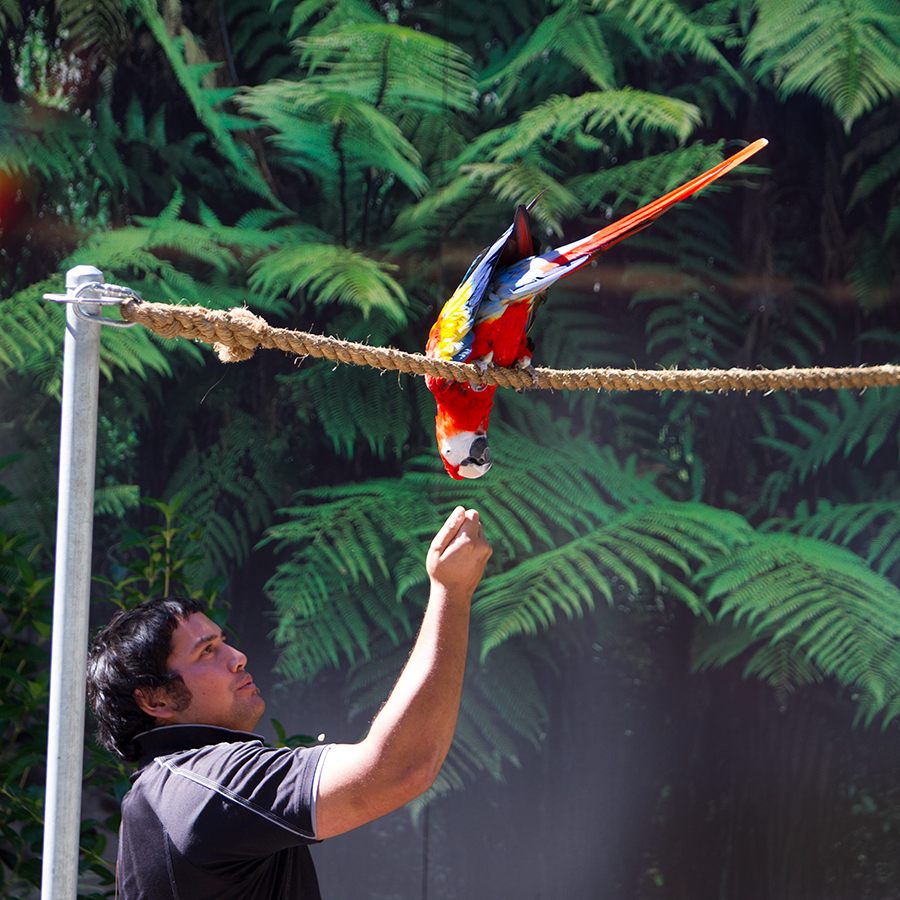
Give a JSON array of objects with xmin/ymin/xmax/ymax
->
[{"xmin": 425, "ymin": 138, "xmax": 768, "ymax": 479}]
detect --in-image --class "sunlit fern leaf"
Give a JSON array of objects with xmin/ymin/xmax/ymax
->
[
  {"xmin": 265, "ymin": 414, "xmax": 676, "ymax": 673},
  {"xmin": 0, "ymin": 277, "xmax": 173, "ymax": 394},
  {"xmin": 0, "ymin": 101, "xmax": 128, "ymax": 191},
  {"xmin": 744, "ymin": 0, "xmax": 900, "ymax": 133},
  {"xmin": 479, "ymin": 1, "xmax": 616, "ymax": 97},
  {"xmin": 697, "ymin": 532, "xmax": 900, "ymax": 722},
  {"xmin": 248, "ymin": 241, "xmax": 409, "ymax": 322},
  {"xmin": 486, "ymin": 89, "xmax": 702, "ymax": 156},
  {"xmin": 69, "ymin": 205, "xmax": 328, "ymax": 316},
  {"xmin": 283, "ymin": 0, "xmax": 383, "ymax": 36},
  {"xmin": 271, "ymin": 567, "xmax": 415, "ymax": 678},
  {"xmin": 473, "ymin": 501, "xmax": 755, "ymax": 657},
  {"xmin": 239, "ymin": 81, "xmax": 429, "ymax": 196},
  {"xmin": 294, "ymin": 24, "xmax": 476, "ymax": 115}
]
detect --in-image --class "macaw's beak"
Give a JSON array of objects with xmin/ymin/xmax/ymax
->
[{"xmin": 458, "ymin": 435, "xmax": 492, "ymax": 478}]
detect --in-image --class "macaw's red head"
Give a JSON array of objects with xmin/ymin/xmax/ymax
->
[{"xmin": 426, "ymin": 375, "xmax": 496, "ymax": 480}]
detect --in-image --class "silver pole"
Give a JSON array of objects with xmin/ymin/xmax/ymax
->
[{"xmin": 41, "ymin": 266, "xmax": 104, "ymax": 900}]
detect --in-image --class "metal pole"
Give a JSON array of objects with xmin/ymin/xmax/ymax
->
[{"xmin": 41, "ymin": 266, "xmax": 104, "ymax": 900}]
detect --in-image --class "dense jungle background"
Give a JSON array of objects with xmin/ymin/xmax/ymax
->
[{"xmin": 3, "ymin": 0, "xmax": 900, "ymax": 897}]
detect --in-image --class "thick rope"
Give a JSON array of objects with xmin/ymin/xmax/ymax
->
[{"xmin": 119, "ymin": 298, "xmax": 900, "ymax": 393}]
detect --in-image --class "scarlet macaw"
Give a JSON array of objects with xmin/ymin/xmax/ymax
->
[{"xmin": 425, "ymin": 138, "xmax": 768, "ymax": 479}]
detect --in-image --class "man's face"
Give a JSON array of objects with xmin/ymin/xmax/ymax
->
[{"xmin": 161, "ymin": 612, "xmax": 266, "ymax": 732}]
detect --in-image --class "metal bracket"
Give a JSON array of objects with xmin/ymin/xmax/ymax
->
[{"xmin": 43, "ymin": 281, "xmax": 141, "ymax": 328}]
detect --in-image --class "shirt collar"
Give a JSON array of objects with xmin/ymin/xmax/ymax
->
[{"xmin": 132, "ymin": 724, "xmax": 264, "ymax": 776}]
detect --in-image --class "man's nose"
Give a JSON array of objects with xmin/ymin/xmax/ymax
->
[{"xmin": 229, "ymin": 646, "xmax": 248, "ymax": 670}]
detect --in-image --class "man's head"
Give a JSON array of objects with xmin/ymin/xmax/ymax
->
[{"xmin": 87, "ymin": 597, "xmax": 265, "ymax": 762}]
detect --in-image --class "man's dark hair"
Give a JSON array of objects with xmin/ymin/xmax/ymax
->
[{"xmin": 86, "ymin": 596, "xmax": 206, "ymax": 762}]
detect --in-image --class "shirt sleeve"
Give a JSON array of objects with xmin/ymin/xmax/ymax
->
[{"xmin": 150, "ymin": 740, "xmax": 331, "ymax": 861}]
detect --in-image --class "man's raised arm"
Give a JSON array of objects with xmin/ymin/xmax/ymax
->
[{"xmin": 315, "ymin": 506, "xmax": 492, "ymax": 839}]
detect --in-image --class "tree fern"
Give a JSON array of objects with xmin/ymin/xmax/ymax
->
[
  {"xmin": 479, "ymin": 0, "xmax": 617, "ymax": 97},
  {"xmin": 603, "ymin": 0, "xmax": 744, "ymax": 85},
  {"xmin": 756, "ymin": 388, "xmax": 900, "ymax": 513},
  {"xmin": 164, "ymin": 411, "xmax": 291, "ymax": 587},
  {"xmin": 697, "ymin": 532, "xmax": 900, "ymax": 723},
  {"xmin": 474, "ymin": 501, "xmax": 754, "ymax": 655},
  {"xmin": 247, "ymin": 240, "xmax": 410, "ymax": 322},
  {"xmin": 691, "ymin": 617, "xmax": 825, "ymax": 697},
  {"xmin": 744, "ymin": 0, "xmax": 900, "ymax": 132},
  {"xmin": 765, "ymin": 500, "xmax": 900, "ymax": 578},
  {"xmin": 294, "ymin": 24, "xmax": 476, "ymax": 115}
]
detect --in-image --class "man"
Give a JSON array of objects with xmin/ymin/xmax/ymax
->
[{"xmin": 87, "ymin": 506, "xmax": 492, "ymax": 900}]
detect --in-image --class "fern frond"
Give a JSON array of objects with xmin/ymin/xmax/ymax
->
[
  {"xmin": 239, "ymin": 80, "xmax": 429, "ymax": 195},
  {"xmin": 94, "ymin": 483, "xmax": 140, "ymax": 518},
  {"xmin": 691, "ymin": 617, "xmax": 824, "ymax": 691},
  {"xmin": 568, "ymin": 141, "xmax": 747, "ymax": 211},
  {"xmin": 248, "ymin": 241, "xmax": 409, "ymax": 322},
  {"xmin": 295, "ymin": 24, "xmax": 476, "ymax": 115},
  {"xmin": 57, "ymin": 0, "xmax": 126, "ymax": 57},
  {"xmin": 340, "ymin": 637, "xmax": 546, "ymax": 812},
  {"xmin": 767, "ymin": 501, "xmax": 900, "ymax": 578},
  {"xmin": 745, "ymin": 0, "xmax": 900, "ymax": 132},
  {"xmin": 479, "ymin": 2, "xmax": 616, "ymax": 96},
  {"xmin": 489, "ymin": 89, "xmax": 702, "ymax": 154},
  {"xmin": 603, "ymin": 0, "xmax": 743, "ymax": 84},
  {"xmin": 756, "ymin": 389, "xmax": 900, "ymax": 513},
  {"xmin": 164, "ymin": 411, "xmax": 289, "ymax": 586},
  {"xmin": 474, "ymin": 501, "xmax": 754, "ymax": 655},
  {"xmin": 697, "ymin": 533, "xmax": 900, "ymax": 721}
]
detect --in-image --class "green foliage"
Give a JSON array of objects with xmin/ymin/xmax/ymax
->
[
  {"xmin": 5, "ymin": 0, "xmax": 900, "ymax": 826},
  {"xmin": 694, "ymin": 532, "xmax": 900, "ymax": 726},
  {"xmin": 744, "ymin": 0, "xmax": 900, "ymax": 132},
  {"xmin": 755, "ymin": 388, "xmax": 900, "ymax": 513},
  {"xmin": 96, "ymin": 496, "xmax": 225, "ymax": 613}
]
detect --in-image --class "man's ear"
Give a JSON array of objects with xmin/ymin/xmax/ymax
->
[{"xmin": 134, "ymin": 687, "xmax": 179, "ymax": 722}]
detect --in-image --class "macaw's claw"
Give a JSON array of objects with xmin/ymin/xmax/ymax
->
[
  {"xmin": 468, "ymin": 354, "xmax": 493, "ymax": 391},
  {"xmin": 515, "ymin": 360, "xmax": 539, "ymax": 392}
]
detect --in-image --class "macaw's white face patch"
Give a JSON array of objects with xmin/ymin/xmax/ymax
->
[{"xmin": 441, "ymin": 431, "xmax": 492, "ymax": 479}]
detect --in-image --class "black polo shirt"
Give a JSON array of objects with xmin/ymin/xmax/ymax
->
[{"xmin": 118, "ymin": 724, "xmax": 330, "ymax": 900}]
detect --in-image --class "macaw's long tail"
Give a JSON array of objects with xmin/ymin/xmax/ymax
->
[{"xmin": 494, "ymin": 138, "xmax": 768, "ymax": 302}]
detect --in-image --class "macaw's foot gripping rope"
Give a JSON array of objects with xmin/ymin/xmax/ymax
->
[{"xmin": 119, "ymin": 298, "xmax": 900, "ymax": 394}]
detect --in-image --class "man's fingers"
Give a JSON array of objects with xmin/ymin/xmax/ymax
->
[{"xmin": 430, "ymin": 506, "xmax": 466, "ymax": 555}]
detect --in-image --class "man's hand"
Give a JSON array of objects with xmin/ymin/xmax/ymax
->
[{"xmin": 426, "ymin": 507, "xmax": 492, "ymax": 600}]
